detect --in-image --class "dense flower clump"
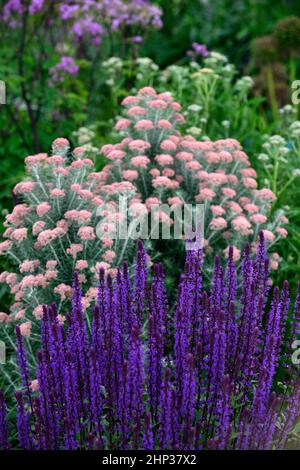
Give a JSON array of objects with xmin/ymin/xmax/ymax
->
[
  {"xmin": 101, "ymin": 86, "xmax": 288, "ymax": 263},
  {"xmin": 0, "ymin": 138, "xmax": 138, "ymax": 321},
  {"xmin": 0, "ymin": 237, "xmax": 300, "ymax": 450}
]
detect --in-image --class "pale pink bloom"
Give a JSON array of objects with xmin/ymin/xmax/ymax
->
[
  {"xmin": 138, "ymin": 87, "xmax": 157, "ymax": 96},
  {"xmin": 45, "ymin": 270, "xmax": 58, "ymax": 281},
  {"xmin": 54, "ymin": 283, "xmax": 72, "ymax": 301},
  {"xmin": 0, "ymin": 312, "xmax": 9, "ymax": 324},
  {"xmin": 157, "ymin": 119, "xmax": 172, "ymax": 129},
  {"xmin": 243, "ymin": 177, "xmax": 257, "ymax": 189},
  {"xmin": 122, "ymin": 96, "xmax": 140, "ymax": 106},
  {"xmin": 47, "ymin": 155, "xmax": 64, "ymax": 165},
  {"xmin": 197, "ymin": 170, "xmax": 209, "ymax": 180},
  {"xmin": 244, "ymin": 203, "xmax": 259, "ymax": 214},
  {"xmin": 129, "ymin": 202, "xmax": 148, "ymax": 217},
  {"xmin": 218, "ymin": 151, "xmax": 233, "ymax": 163},
  {"xmin": 30, "ymin": 379, "xmax": 39, "ymax": 392},
  {"xmin": 174, "ymin": 113, "xmax": 185, "ymax": 123},
  {"xmin": 270, "ymin": 260, "xmax": 279, "ymax": 270},
  {"xmin": 160, "ymin": 139, "xmax": 177, "ymax": 151},
  {"xmin": 32, "ymin": 221, "xmax": 46, "ymax": 235},
  {"xmin": 46, "ymin": 260, "xmax": 58, "ymax": 269},
  {"xmin": 53, "ymin": 167, "xmax": 69, "ymax": 176},
  {"xmin": 6, "ymin": 273, "xmax": 18, "ymax": 287},
  {"xmin": 250, "ymin": 213, "xmax": 267, "ymax": 224},
  {"xmin": 25, "ymin": 153, "xmax": 48, "ymax": 167},
  {"xmin": 94, "ymin": 261, "xmax": 110, "ymax": 272},
  {"xmin": 107, "ymin": 150, "xmax": 126, "ymax": 160},
  {"xmin": 50, "ymin": 188, "xmax": 65, "ymax": 197},
  {"xmin": 232, "ymin": 216, "xmax": 251, "ymax": 234},
  {"xmin": 232, "ymin": 150, "xmax": 249, "ymax": 163},
  {"xmin": 221, "ymin": 187, "xmax": 236, "ymax": 198},
  {"xmin": 52, "ymin": 137, "xmax": 69, "ymax": 149},
  {"xmin": 210, "ymin": 217, "xmax": 227, "ymax": 230},
  {"xmin": 72, "ymin": 146, "xmax": 86, "ymax": 158},
  {"xmin": 82, "ymin": 158, "xmax": 94, "ymax": 167},
  {"xmin": 57, "ymin": 315, "xmax": 66, "ymax": 325},
  {"xmin": 155, "ymin": 154, "xmax": 174, "ymax": 166},
  {"xmin": 131, "ymin": 156, "xmax": 150, "ymax": 168},
  {"xmin": 276, "ymin": 227, "xmax": 288, "ymax": 238},
  {"xmin": 279, "ymin": 215, "xmax": 289, "ymax": 224},
  {"xmin": 3, "ymin": 228, "xmax": 13, "ymax": 238},
  {"xmin": 66, "ymin": 244, "xmax": 83, "ymax": 258},
  {"xmin": 227, "ymin": 175, "xmax": 238, "ymax": 185},
  {"xmin": 79, "ymin": 189, "xmax": 94, "ymax": 200},
  {"xmin": 33, "ymin": 305, "xmax": 44, "ymax": 320},
  {"xmin": 36, "ymin": 202, "xmax": 51, "ymax": 217},
  {"xmin": 0, "ymin": 240, "xmax": 12, "ymax": 255},
  {"xmin": 101, "ymin": 144, "xmax": 115, "ymax": 156},
  {"xmin": 122, "ymin": 170, "xmax": 138, "ymax": 181},
  {"xmin": 150, "ymin": 168, "xmax": 160, "ymax": 177},
  {"xmin": 254, "ymin": 189, "xmax": 276, "ymax": 201},
  {"xmin": 0, "ymin": 272, "xmax": 9, "ymax": 283},
  {"xmin": 168, "ymin": 197, "xmax": 183, "ymax": 206},
  {"xmin": 240, "ymin": 168, "xmax": 257, "ymax": 178},
  {"xmin": 19, "ymin": 321, "xmax": 32, "ymax": 337},
  {"xmin": 19, "ymin": 260, "xmax": 39, "ymax": 273},
  {"xmin": 145, "ymin": 197, "xmax": 161, "ymax": 209},
  {"xmin": 71, "ymin": 160, "xmax": 84, "ymax": 169},
  {"xmin": 127, "ymin": 106, "xmax": 146, "ymax": 116},
  {"xmin": 14, "ymin": 181, "xmax": 36, "ymax": 194},
  {"xmin": 152, "ymin": 176, "xmax": 179, "ymax": 189},
  {"xmin": 227, "ymin": 202, "xmax": 243, "ymax": 214},
  {"xmin": 134, "ymin": 120, "xmax": 153, "ymax": 130},
  {"xmin": 70, "ymin": 183, "xmax": 82, "ymax": 192},
  {"xmin": 11, "ymin": 228, "xmax": 28, "ymax": 242},
  {"xmin": 15, "ymin": 309, "xmax": 26, "ymax": 320},
  {"xmin": 75, "ymin": 260, "xmax": 89, "ymax": 270},
  {"xmin": 129, "ymin": 139, "xmax": 151, "ymax": 152},
  {"xmin": 186, "ymin": 160, "xmax": 201, "ymax": 171},
  {"xmin": 176, "ymin": 151, "xmax": 193, "ymax": 162},
  {"xmin": 224, "ymin": 246, "xmax": 241, "ymax": 261},
  {"xmin": 115, "ymin": 118, "xmax": 131, "ymax": 130},
  {"xmin": 102, "ymin": 237, "xmax": 114, "ymax": 248},
  {"xmin": 78, "ymin": 226, "xmax": 95, "ymax": 241},
  {"xmin": 205, "ymin": 152, "xmax": 220, "ymax": 164},
  {"xmin": 207, "ymin": 172, "xmax": 227, "ymax": 185},
  {"xmin": 262, "ymin": 229, "xmax": 275, "ymax": 242},
  {"xmin": 148, "ymin": 99, "xmax": 168, "ymax": 109},
  {"xmin": 20, "ymin": 275, "xmax": 36, "ymax": 289},
  {"xmin": 197, "ymin": 188, "xmax": 216, "ymax": 202},
  {"xmin": 103, "ymin": 250, "xmax": 116, "ymax": 262},
  {"xmin": 65, "ymin": 210, "xmax": 92, "ymax": 224},
  {"xmin": 171, "ymin": 102, "xmax": 182, "ymax": 111},
  {"xmin": 56, "ymin": 219, "xmax": 69, "ymax": 232},
  {"xmin": 211, "ymin": 205, "xmax": 225, "ymax": 216},
  {"xmin": 92, "ymin": 197, "xmax": 104, "ymax": 206},
  {"xmin": 162, "ymin": 168, "xmax": 175, "ymax": 177}
]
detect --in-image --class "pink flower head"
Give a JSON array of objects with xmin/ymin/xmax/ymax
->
[
  {"xmin": 210, "ymin": 217, "xmax": 227, "ymax": 230},
  {"xmin": 205, "ymin": 152, "xmax": 220, "ymax": 164},
  {"xmin": 77, "ymin": 226, "xmax": 95, "ymax": 241},
  {"xmin": 54, "ymin": 283, "xmax": 72, "ymax": 301},
  {"xmin": 242, "ymin": 177, "xmax": 257, "ymax": 189},
  {"xmin": 186, "ymin": 160, "xmax": 201, "ymax": 171},
  {"xmin": 168, "ymin": 197, "xmax": 183, "ymax": 206},
  {"xmin": 32, "ymin": 221, "xmax": 46, "ymax": 235},
  {"xmin": 128, "ymin": 139, "xmax": 151, "ymax": 152},
  {"xmin": 250, "ymin": 213, "xmax": 267, "ymax": 224},
  {"xmin": 50, "ymin": 188, "xmax": 65, "ymax": 197},
  {"xmin": 36, "ymin": 202, "xmax": 51, "ymax": 217},
  {"xmin": 131, "ymin": 156, "xmax": 150, "ymax": 168},
  {"xmin": 0, "ymin": 312, "xmax": 9, "ymax": 324},
  {"xmin": 176, "ymin": 151, "xmax": 193, "ymax": 162},
  {"xmin": 134, "ymin": 120, "xmax": 153, "ymax": 130},
  {"xmin": 52, "ymin": 138, "xmax": 69, "ymax": 153},
  {"xmin": 152, "ymin": 176, "xmax": 179, "ymax": 189},
  {"xmin": 127, "ymin": 106, "xmax": 146, "ymax": 116},
  {"xmin": 19, "ymin": 321, "xmax": 32, "ymax": 337},
  {"xmin": 276, "ymin": 227, "xmax": 288, "ymax": 238},
  {"xmin": 33, "ymin": 305, "xmax": 44, "ymax": 320},
  {"xmin": 157, "ymin": 119, "xmax": 172, "ymax": 129},
  {"xmin": 11, "ymin": 228, "xmax": 28, "ymax": 242},
  {"xmin": 75, "ymin": 260, "xmax": 89, "ymax": 270},
  {"xmin": 197, "ymin": 188, "xmax": 216, "ymax": 202},
  {"xmin": 107, "ymin": 150, "xmax": 126, "ymax": 161},
  {"xmin": 254, "ymin": 188, "xmax": 276, "ymax": 201},
  {"xmin": 102, "ymin": 250, "xmax": 116, "ymax": 262},
  {"xmin": 138, "ymin": 87, "xmax": 157, "ymax": 97},
  {"xmin": 122, "ymin": 169, "xmax": 138, "ymax": 181},
  {"xmin": 211, "ymin": 205, "xmax": 225, "ymax": 217},
  {"xmin": 160, "ymin": 139, "xmax": 177, "ymax": 151},
  {"xmin": 221, "ymin": 187, "xmax": 236, "ymax": 198},
  {"xmin": 244, "ymin": 203, "xmax": 259, "ymax": 214},
  {"xmin": 232, "ymin": 216, "xmax": 252, "ymax": 235},
  {"xmin": 30, "ymin": 379, "xmax": 39, "ymax": 392},
  {"xmin": 66, "ymin": 244, "xmax": 83, "ymax": 258},
  {"xmin": 115, "ymin": 118, "xmax": 131, "ymax": 130},
  {"xmin": 155, "ymin": 154, "xmax": 174, "ymax": 166},
  {"xmin": 262, "ymin": 229, "xmax": 275, "ymax": 242},
  {"xmin": 122, "ymin": 96, "xmax": 140, "ymax": 106},
  {"xmin": 19, "ymin": 260, "xmax": 39, "ymax": 273},
  {"xmin": 14, "ymin": 181, "xmax": 36, "ymax": 194},
  {"xmin": 0, "ymin": 240, "xmax": 12, "ymax": 255},
  {"xmin": 148, "ymin": 99, "xmax": 168, "ymax": 109},
  {"xmin": 150, "ymin": 169, "xmax": 160, "ymax": 177}
]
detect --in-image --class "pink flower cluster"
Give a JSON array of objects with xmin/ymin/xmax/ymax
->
[
  {"xmin": 0, "ymin": 138, "xmax": 137, "ymax": 327},
  {"xmin": 102, "ymin": 86, "xmax": 288, "ymax": 262}
]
